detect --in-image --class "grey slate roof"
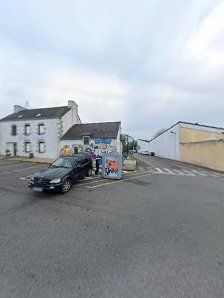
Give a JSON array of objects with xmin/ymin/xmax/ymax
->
[
  {"xmin": 61, "ymin": 122, "xmax": 121, "ymax": 140},
  {"xmin": 0, "ymin": 106, "xmax": 71, "ymax": 122}
]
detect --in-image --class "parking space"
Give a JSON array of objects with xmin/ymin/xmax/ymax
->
[
  {"xmin": 0, "ymin": 159, "xmax": 155, "ymax": 194},
  {"xmin": 0, "ymin": 159, "xmax": 48, "ymax": 175}
]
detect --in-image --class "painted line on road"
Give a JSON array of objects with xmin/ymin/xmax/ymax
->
[
  {"xmin": 191, "ymin": 170, "xmax": 207, "ymax": 176},
  {"xmin": 85, "ymin": 172, "xmax": 154, "ymax": 189},
  {"xmin": 180, "ymin": 169, "xmax": 195, "ymax": 176},
  {"xmin": 0, "ymin": 165, "xmax": 44, "ymax": 175},
  {"xmin": 163, "ymin": 168, "xmax": 175, "ymax": 174},
  {"xmin": 172, "ymin": 169, "xmax": 184, "ymax": 175},
  {"xmin": 154, "ymin": 168, "xmax": 164, "ymax": 174},
  {"xmin": 76, "ymin": 170, "xmax": 155, "ymax": 187},
  {"xmin": 0, "ymin": 162, "xmax": 35, "ymax": 169},
  {"xmin": 200, "ymin": 171, "xmax": 221, "ymax": 177},
  {"xmin": 19, "ymin": 175, "xmax": 32, "ymax": 181},
  {"xmin": 0, "ymin": 161, "xmax": 29, "ymax": 166}
]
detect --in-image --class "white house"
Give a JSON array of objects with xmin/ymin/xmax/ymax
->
[
  {"xmin": 0, "ymin": 100, "xmax": 122, "ymax": 159},
  {"xmin": 60, "ymin": 122, "xmax": 122, "ymax": 156},
  {"xmin": 0, "ymin": 100, "xmax": 81, "ymax": 159}
]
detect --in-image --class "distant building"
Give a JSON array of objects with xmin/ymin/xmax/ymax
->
[
  {"xmin": 0, "ymin": 101, "xmax": 122, "ymax": 159},
  {"xmin": 140, "ymin": 121, "xmax": 224, "ymax": 172}
]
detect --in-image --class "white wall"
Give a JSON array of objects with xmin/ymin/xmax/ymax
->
[
  {"xmin": 148, "ymin": 123, "xmax": 180, "ymax": 160},
  {"xmin": 0, "ymin": 119, "xmax": 60, "ymax": 159},
  {"xmin": 61, "ymin": 101, "xmax": 81, "ymax": 136}
]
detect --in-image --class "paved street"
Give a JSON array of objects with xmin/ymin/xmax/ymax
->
[{"xmin": 0, "ymin": 157, "xmax": 224, "ymax": 298}]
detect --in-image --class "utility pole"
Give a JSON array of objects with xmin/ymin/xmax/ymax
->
[
  {"xmin": 124, "ymin": 134, "xmax": 135, "ymax": 156},
  {"xmin": 126, "ymin": 134, "xmax": 129, "ymax": 157}
]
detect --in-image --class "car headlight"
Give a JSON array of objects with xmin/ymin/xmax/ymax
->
[
  {"xmin": 30, "ymin": 176, "xmax": 34, "ymax": 181},
  {"xmin": 49, "ymin": 178, "xmax": 61, "ymax": 184}
]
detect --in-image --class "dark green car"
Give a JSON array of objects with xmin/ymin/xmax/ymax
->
[{"xmin": 28, "ymin": 154, "xmax": 92, "ymax": 194}]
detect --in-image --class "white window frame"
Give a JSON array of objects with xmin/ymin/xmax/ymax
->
[
  {"xmin": 25, "ymin": 142, "xmax": 31, "ymax": 153},
  {"xmin": 25, "ymin": 124, "xmax": 31, "ymax": 135},
  {"xmin": 38, "ymin": 123, "xmax": 44, "ymax": 135},
  {"xmin": 38, "ymin": 142, "xmax": 45, "ymax": 153}
]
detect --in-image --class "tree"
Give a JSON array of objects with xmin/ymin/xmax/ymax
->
[{"xmin": 153, "ymin": 128, "xmax": 166, "ymax": 138}]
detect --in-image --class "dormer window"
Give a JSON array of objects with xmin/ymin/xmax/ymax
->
[{"xmin": 25, "ymin": 124, "xmax": 31, "ymax": 135}]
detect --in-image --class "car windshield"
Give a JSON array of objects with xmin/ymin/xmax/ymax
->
[{"xmin": 51, "ymin": 157, "xmax": 75, "ymax": 168}]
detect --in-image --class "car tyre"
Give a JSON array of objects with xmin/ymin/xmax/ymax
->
[{"xmin": 60, "ymin": 179, "xmax": 72, "ymax": 194}]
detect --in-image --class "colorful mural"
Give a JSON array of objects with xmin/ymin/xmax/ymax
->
[
  {"xmin": 95, "ymin": 139, "xmax": 112, "ymax": 145},
  {"xmin": 60, "ymin": 139, "xmax": 117, "ymax": 157},
  {"xmin": 60, "ymin": 144, "xmax": 84, "ymax": 155}
]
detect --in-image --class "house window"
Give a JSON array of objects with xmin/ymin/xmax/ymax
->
[
  {"xmin": 25, "ymin": 124, "xmax": 31, "ymax": 135},
  {"xmin": 83, "ymin": 136, "xmax": 90, "ymax": 145},
  {"xmin": 25, "ymin": 142, "xmax": 31, "ymax": 152},
  {"xmin": 38, "ymin": 123, "xmax": 44, "ymax": 135},
  {"xmin": 11, "ymin": 125, "xmax": 17, "ymax": 136},
  {"xmin": 38, "ymin": 142, "xmax": 45, "ymax": 153}
]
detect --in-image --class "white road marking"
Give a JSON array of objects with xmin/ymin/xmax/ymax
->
[
  {"xmin": 155, "ymin": 168, "xmax": 164, "ymax": 174},
  {"xmin": 0, "ymin": 162, "xmax": 33, "ymax": 169},
  {"xmin": 201, "ymin": 171, "xmax": 220, "ymax": 177},
  {"xmin": 0, "ymin": 165, "xmax": 44, "ymax": 175},
  {"xmin": 86, "ymin": 172, "xmax": 154, "ymax": 189},
  {"xmin": 163, "ymin": 168, "xmax": 175, "ymax": 174},
  {"xmin": 181, "ymin": 169, "xmax": 195, "ymax": 176},
  {"xmin": 77, "ymin": 170, "xmax": 154, "ymax": 187},
  {"xmin": 172, "ymin": 169, "xmax": 184, "ymax": 175},
  {"xmin": 191, "ymin": 170, "xmax": 207, "ymax": 176},
  {"xmin": 20, "ymin": 175, "xmax": 32, "ymax": 181}
]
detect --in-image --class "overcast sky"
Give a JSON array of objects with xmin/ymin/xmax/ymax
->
[{"xmin": 0, "ymin": 0, "xmax": 223, "ymax": 139}]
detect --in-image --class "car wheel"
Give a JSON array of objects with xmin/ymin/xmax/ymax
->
[
  {"xmin": 60, "ymin": 179, "xmax": 72, "ymax": 194},
  {"xmin": 86, "ymin": 168, "xmax": 92, "ymax": 177}
]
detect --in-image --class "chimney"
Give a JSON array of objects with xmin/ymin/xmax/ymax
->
[
  {"xmin": 14, "ymin": 105, "xmax": 27, "ymax": 114},
  {"xmin": 68, "ymin": 100, "xmax": 80, "ymax": 124}
]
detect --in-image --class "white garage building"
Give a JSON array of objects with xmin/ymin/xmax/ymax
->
[{"xmin": 140, "ymin": 121, "xmax": 224, "ymax": 162}]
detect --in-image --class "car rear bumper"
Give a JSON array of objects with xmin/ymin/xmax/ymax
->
[{"xmin": 28, "ymin": 181, "xmax": 62, "ymax": 191}]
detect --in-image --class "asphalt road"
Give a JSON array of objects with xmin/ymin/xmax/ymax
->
[{"xmin": 0, "ymin": 157, "xmax": 224, "ymax": 298}]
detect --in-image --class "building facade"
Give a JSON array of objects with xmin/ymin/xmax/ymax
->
[
  {"xmin": 60, "ymin": 122, "xmax": 122, "ymax": 156},
  {"xmin": 0, "ymin": 100, "xmax": 81, "ymax": 159},
  {"xmin": 139, "ymin": 121, "xmax": 224, "ymax": 171},
  {"xmin": 0, "ymin": 101, "xmax": 122, "ymax": 159}
]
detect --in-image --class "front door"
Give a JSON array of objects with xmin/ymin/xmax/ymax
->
[{"xmin": 13, "ymin": 143, "xmax": 17, "ymax": 156}]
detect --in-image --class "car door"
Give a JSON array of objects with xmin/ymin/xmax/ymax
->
[
  {"xmin": 72, "ymin": 157, "xmax": 82, "ymax": 181},
  {"xmin": 81, "ymin": 157, "xmax": 90, "ymax": 174}
]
